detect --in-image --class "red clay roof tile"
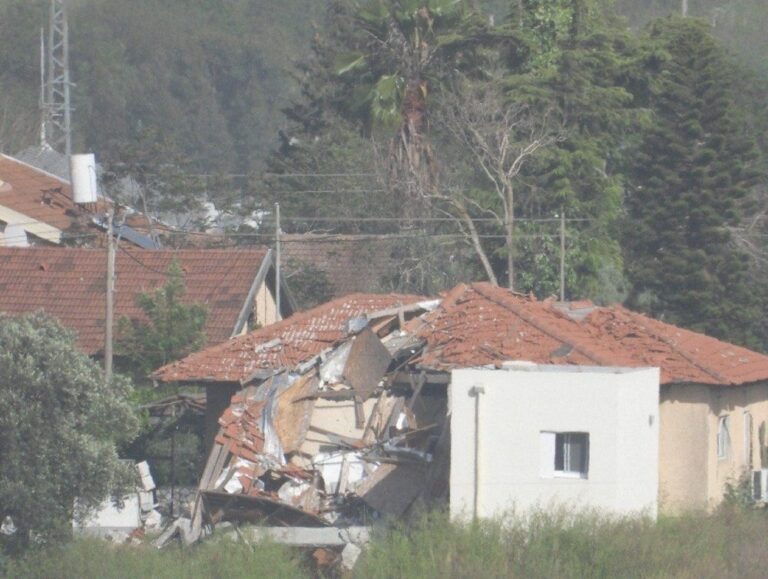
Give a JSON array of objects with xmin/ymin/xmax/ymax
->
[
  {"xmin": 408, "ymin": 283, "xmax": 768, "ymax": 385},
  {"xmin": 0, "ymin": 154, "xmax": 85, "ymax": 232},
  {"xmin": 0, "ymin": 246, "xmax": 269, "ymax": 354},
  {"xmin": 156, "ymin": 281, "xmax": 768, "ymax": 387},
  {"xmin": 154, "ymin": 292, "xmax": 426, "ymax": 383}
]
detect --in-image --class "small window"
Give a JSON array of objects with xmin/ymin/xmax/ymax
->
[
  {"xmin": 541, "ymin": 431, "xmax": 589, "ymax": 478},
  {"xmin": 717, "ymin": 416, "xmax": 731, "ymax": 460}
]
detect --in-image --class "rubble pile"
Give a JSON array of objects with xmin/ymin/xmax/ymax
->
[{"xmin": 174, "ymin": 303, "xmax": 449, "ymax": 547}]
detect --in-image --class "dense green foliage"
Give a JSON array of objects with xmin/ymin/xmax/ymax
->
[
  {"xmin": 116, "ymin": 261, "xmax": 208, "ymax": 383},
  {"xmin": 1, "ymin": 0, "xmax": 768, "ymax": 346},
  {"xmin": 114, "ymin": 262, "xmax": 208, "ymax": 487},
  {"xmin": 7, "ymin": 509, "xmax": 768, "ymax": 577},
  {"xmin": 0, "ymin": 0, "xmax": 323, "ymax": 176},
  {"xmin": 0, "ymin": 313, "xmax": 138, "ymax": 551},
  {"xmin": 624, "ymin": 18, "xmax": 762, "ymax": 344}
]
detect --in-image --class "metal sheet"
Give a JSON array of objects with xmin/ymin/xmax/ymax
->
[
  {"xmin": 343, "ymin": 327, "xmax": 392, "ymax": 400},
  {"xmin": 355, "ymin": 463, "xmax": 427, "ymax": 516}
]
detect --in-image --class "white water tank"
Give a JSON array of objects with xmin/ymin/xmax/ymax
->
[{"xmin": 69, "ymin": 154, "xmax": 98, "ymax": 204}]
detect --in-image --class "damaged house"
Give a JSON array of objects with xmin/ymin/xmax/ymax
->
[{"xmin": 153, "ymin": 282, "xmax": 768, "ymax": 541}]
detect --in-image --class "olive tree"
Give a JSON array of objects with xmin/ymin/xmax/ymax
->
[{"xmin": 0, "ymin": 312, "xmax": 138, "ymax": 551}]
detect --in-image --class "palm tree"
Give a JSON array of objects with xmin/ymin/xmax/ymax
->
[{"xmin": 337, "ymin": 0, "xmax": 488, "ymax": 195}]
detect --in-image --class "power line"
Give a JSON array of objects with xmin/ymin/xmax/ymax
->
[
  {"xmin": 117, "ymin": 245, "xmax": 180, "ymax": 275},
  {"xmin": 276, "ymin": 216, "xmax": 594, "ymax": 223}
]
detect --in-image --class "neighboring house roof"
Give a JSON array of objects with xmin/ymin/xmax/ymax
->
[
  {"xmin": 154, "ymin": 292, "xmax": 426, "ymax": 383},
  {"xmin": 0, "ymin": 153, "xmax": 80, "ymax": 233},
  {"xmin": 13, "ymin": 144, "xmax": 70, "ymax": 182},
  {"xmin": 0, "ymin": 246, "xmax": 271, "ymax": 354},
  {"xmin": 0, "ymin": 153, "xmax": 162, "ymax": 248},
  {"xmin": 281, "ymin": 233, "xmax": 400, "ymax": 298},
  {"xmin": 407, "ymin": 283, "xmax": 768, "ymax": 386}
]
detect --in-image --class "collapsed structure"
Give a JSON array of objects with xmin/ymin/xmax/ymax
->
[{"xmin": 154, "ymin": 282, "xmax": 768, "ymax": 545}]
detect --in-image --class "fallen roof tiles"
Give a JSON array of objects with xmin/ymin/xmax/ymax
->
[
  {"xmin": 409, "ymin": 283, "xmax": 768, "ymax": 386},
  {"xmin": 154, "ymin": 293, "xmax": 427, "ymax": 383},
  {"xmin": 157, "ymin": 281, "xmax": 768, "ymax": 388}
]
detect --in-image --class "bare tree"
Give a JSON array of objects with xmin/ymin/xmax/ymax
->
[{"xmin": 433, "ymin": 72, "xmax": 563, "ymax": 289}]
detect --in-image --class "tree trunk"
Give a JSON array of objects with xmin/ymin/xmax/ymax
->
[
  {"xmin": 505, "ymin": 186, "xmax": 515, "ymax": 290},
  {"xmin": 456, "ymin": 201, "xmax": 499, "ymax": 286}
]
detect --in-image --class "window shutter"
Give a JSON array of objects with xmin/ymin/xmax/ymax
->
[{"xmin": 540, "ymin": 431, "xmax": 556, "ymax": 478}]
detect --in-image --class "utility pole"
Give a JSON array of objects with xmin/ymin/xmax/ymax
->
[
  {"xmin": 105, "ymin": 209, "xmax": 115, "ymax": 384},
  {"xmin": 560, "ymin": 209, "xmax": 566, "ymax": 302},
  {"xmin": 45, "ymin": 0, "xmax": 73, "ymax": 157},
  {"xmin": 275, "ymin": 203, "xmax": 281, "ymax": 320}
]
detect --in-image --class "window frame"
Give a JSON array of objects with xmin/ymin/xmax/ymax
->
[
  {"xmin": 717, "ymin": 415, "xmax": 731, "ymax": 461},
  {"xmin": 540, "ymin": 431, "xmax": 590, "ymax": 479}
]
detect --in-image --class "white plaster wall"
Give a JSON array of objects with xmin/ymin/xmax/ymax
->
[
  {"xmin": 73, "ymin": 495, "xmax": 141, "ymax": 534},
  {"xmin": 450, "ymin": 365, "xmax": 660, "ymax": 520}
]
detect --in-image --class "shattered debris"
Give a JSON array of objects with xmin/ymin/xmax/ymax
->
[
  {"xmin": 72, "ymin": 461, "xmax": 162, "ymax": 542},
  {"xmin": 162, "ymin": 302, "xmax": 448, "ymax": 570},
  {"xmin": 1, "ymin": 516, "xmax": 16, "ymax": 536}
]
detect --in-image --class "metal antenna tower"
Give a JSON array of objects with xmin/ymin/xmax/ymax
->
[{"xmin": 43, "ymin": 0, "xmax": 72, "ymax": 157}]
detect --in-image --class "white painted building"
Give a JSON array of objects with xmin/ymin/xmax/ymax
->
[{"xmin": 450, "ymin": 364, "xmax": 660, "ymax": 520}]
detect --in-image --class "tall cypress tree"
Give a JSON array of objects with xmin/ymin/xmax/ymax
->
[{"xmin": 624, "ymin": 18, "xmax": 762, "ymax": 346}]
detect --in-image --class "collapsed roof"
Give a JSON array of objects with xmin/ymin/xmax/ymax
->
[
  {"xmin": 169, "ymin": 283, "xmax": 768, "ymax": 543},
  {"xmin": 185, "ymin": 309, "xmax": 448, "ymax": 540},
  {"xmin": 157, "ymin": 282, "xmax": 768, "ymax": 388},
  {"xmin": 154, "ymin": 292, "xmax": 429, "ymax": 383}
]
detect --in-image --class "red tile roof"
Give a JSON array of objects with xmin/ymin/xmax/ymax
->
[
  {"xmin": 0, "ymin": 154, "xmax": 169, "ymax": 247},
  {"xmin": 0, "ymin": 246, "xmax": 269, "ymax": 354},
  {"xmin": 408, "ymin": 283, "xmax": 768, "ymax": 386},
  {"xmin": 155, "ymin": 281, "xmax": 768, "ymax": 388},
  {"xmin": 0, "ymin": 154, "xmax": 84, "ymax": 231},
  {"xmin": 154, "ymin": 292, "xmax": 426, "ymax": 383}
]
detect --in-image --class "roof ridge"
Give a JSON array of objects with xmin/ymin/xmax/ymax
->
[
  {"xmin": 0, "ymin": 153, "xmax": 71, "ymax": 186},
  {"xmin": 152, "ymin": 292, "xmax": 427, "ymax": 381},
  {"xmin": 606, "ymin": 306, "xmax": 732, "ymax": 384},
  {"xmin": 470, "ymin": 283, "xmax": 614, "ymax": 367}
]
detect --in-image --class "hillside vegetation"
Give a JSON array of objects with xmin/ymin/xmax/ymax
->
[
  {"xmin": 0, "ymin": 0, "xmax": 323, "ymax": 173},
  {"xmin": 1, "ymin": 1, "xmax": 768, "ymax": 349}
]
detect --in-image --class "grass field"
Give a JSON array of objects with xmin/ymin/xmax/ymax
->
[{"xmin": 5, "ymin": 508, "xmax": 768, "ymax": 578}]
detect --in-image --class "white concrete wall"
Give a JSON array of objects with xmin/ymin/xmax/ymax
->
[
  {"xmin": 73, "ymin": 495, "xmax": 141, "ymax": 536},
  {"xmin": 450, "ymin": 364, "xmax": 660, "ymax": 520}
]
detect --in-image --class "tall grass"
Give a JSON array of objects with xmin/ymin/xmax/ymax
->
[
  {"xmin": 354, "ymin": 507, "xmax": 768, "ymax": 579},
  {"xmin": 3, "ymin": 537, "xmax": 307, "ymax": 579},
  {"xmin": 5, "ymin": 508, "xmax": 768, "ymax": 578}
]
